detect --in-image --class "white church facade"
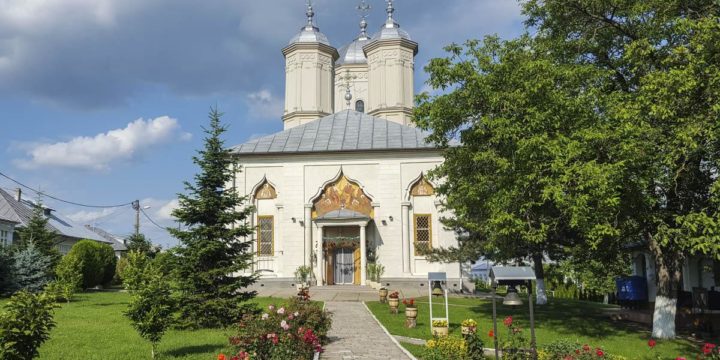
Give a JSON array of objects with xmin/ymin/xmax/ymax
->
[{"xmin": 231, "ymin": 1, "xmax": 464, "ymax": 289}]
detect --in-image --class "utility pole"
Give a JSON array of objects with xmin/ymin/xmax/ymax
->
[{"xmin": 132, "ymin": 200, "xmax": 140, "ymax": 236}]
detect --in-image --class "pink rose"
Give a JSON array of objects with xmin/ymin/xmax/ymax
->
[
  {"xmin": 277, "ymin": 307, "xmax": 285, "ymax": 315},
  {"xmin": 261, "ymin": 313, "xmax": 269, "ymax": 320}
]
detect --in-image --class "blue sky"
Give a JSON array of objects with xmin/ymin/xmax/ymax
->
[{"xmin": 0, "ymin": 0, "xmax": 524, "ymax": 248}]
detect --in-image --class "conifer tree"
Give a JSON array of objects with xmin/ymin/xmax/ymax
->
[
  {"xmin": 124, "ymin": 233, "xmax": 156, "ymax": 257},
  {"xmin": 15, "ymin": 200, "xmax": 61, "ymax": 271},
  {"xmin": 11, "ymin": 243, "xmax": 53, "ymax": 293},
  {"xmin": 169, "ymin": 108, "xmax": 255, "ymax": 328}
]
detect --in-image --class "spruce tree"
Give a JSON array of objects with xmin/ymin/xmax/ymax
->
[
  {"xmin": 11, "ymin": 243, "xmax": 53, "ymax": 293},
  {"xmin": 15, "ymin": 200, "xmax": 61, "ymax": 270},
  {"xmin": 169, "ymin": 108, "xmax": 255, "ymax": 328}
]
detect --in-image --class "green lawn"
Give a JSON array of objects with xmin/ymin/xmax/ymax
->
[
  {"xmin": 16, "ymin": 291, "xmax": 308, "ymax": 360},
  {"xmin": 367, "ymin": 296, "xmax": 698, "ymax": 359}
]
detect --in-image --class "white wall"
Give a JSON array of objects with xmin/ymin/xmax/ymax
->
[{"xmin": 235, "ymin": 150, "xmax": 461, "ymax": 280}]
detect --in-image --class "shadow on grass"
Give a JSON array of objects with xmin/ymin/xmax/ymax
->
[
  {"xmin": 165, "ymin": 344, "xmax": 225, "ymax": 357},
  {"xmin": 91, "ymin": 302, "xmax": 128, "ymax": 307}
]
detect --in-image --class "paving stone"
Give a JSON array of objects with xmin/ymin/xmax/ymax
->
[{"xmin": 321, "ymin": 302, "xmax": 412, "ymax": 360}]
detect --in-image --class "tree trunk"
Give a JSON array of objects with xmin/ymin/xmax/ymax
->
[
  {"xmin": 648, "ymin": 234, "xmax": 683, "ymax": 339},
  {"xmin": 533, "ymin": 253, "xmax": 548, "ymax": 305}
]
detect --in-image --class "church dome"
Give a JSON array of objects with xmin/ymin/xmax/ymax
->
[
  {"xmin": 370, "ymin": 0, "xmax": 411, "ymax": 41},
  {"xmin": 288, "ymin": 26, "xmax": 330, "ymax": 46},
  {"xmin": 337, "ymin": 36, "xmax": 371, "ymax": 65},
  {"xmin": 287, "ymin": 3, "xmax": 330, "ymax": 46}
]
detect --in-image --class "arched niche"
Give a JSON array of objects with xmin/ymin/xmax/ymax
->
[
  {"xmin": 409, "ymin": 173, "xmax": 435, "ymax": 197},
  {"xmin": 252, "ymin": 177, "xmax": 277, "ymax": 200},
  {"xmin": 311, "ymin": 171, "xmax": 373, "ymax": 219}
]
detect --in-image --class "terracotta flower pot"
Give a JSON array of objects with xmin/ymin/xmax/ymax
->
[
  {"xmin": 405, "ymin": 307, "xmax": 418, "ymax": 318},
  {"xmin": 432, "ymin": 326, "xmax": 449, "ymax": 337}
]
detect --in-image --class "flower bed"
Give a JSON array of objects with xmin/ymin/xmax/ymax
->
[{"xmin": 219, "ymin": 297, "xmax": 332, "ymax": 360}]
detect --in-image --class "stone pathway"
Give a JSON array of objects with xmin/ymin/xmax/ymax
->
[{"xmin": 321, "ymin": 302, "xmax": 413, "ymax": 360}]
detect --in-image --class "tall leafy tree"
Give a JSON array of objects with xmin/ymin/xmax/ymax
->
[
  {"xmin": 415, "ymin": 35, "xmax": 621, "ymax": 305},
  {"xmin": 169, "ymin": 108, "xmax": 256, "ymax": 328},
  {"xmin": 523, "ymin": 0, "xmax": 720, "ymax": 339},
  {"xmin": 15, "ymin": 200, "xmax": 61, "ymax": 271}
]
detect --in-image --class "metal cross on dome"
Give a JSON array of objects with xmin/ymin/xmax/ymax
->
[
  {"xmin": 357, "ymin": 0, "xmax": 371, "ymax": 38},
  {"xmin": 339, "ymin": 69, "xmax": 357, "ymax": 109}
]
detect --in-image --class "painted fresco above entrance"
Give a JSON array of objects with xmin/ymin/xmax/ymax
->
[{"xmin": 312, "ymin": 174, "xmax": 373, "ymax": 219}]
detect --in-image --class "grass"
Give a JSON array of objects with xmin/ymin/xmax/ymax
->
[
  {"xmin": 367, "ymin": 296, "xmax": 699, "ymax": 359},
  {"xmin": 3, "ymin": 291, "xmax": 312, "ymax": 360}
]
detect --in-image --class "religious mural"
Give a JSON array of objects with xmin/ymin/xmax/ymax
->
[
  {"xmin": 255, "ymin": 181, "xmax": 277, "ymax": 200},
  {"xmin": 312, "ymin": 174, "xmax": 373, "ymax": 218},
  {"xmin": 410, "ymin": 175, "xmax": 434, "ymax": 196}
]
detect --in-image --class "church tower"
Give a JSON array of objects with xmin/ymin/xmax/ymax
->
[
  {"xmin": 282, "ymin": 2, "xmax": 338, "ymax": 129},
  {"xmin": 334, "ymin": 1, "xmax": 372, "ymax": 113},
  {"xmin": 363, "ymin": 0, "xmax": 418, "ymax": 126}
]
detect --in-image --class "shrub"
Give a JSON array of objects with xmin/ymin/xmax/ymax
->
[
  {"xmin": 67, "ymin": 240, "xmax": 115, "ymax": 289},
  {"xmin": 540, "ymin": 339, "xmax": 612, "ymax": 360},
  {"xmin": 227, "ymin": 297, "xmax": 332, "ymax": 360},
  {"xmin": 0, "ymin": 245, "xmax": 15, "ymax": 295},
  {"xmin": 0, "ymin": 290, "xmax": 57, "ymax": 360},
  {"xmin": 464, "ymin": 331, "xmax": 485, "ymax": 360},
  {"xmin": 119, "ymin": 250, "xmax": 150, "ymax": 290},
  {"xmin": 424, "ymin": 336, "xmax": 468, "ymax": 360},
  {"xmin": 294, "ymin": 265, "xmax": 313, "ymax": 285},
  {"xmin": 124, "ymin": 264, "xmax": 176, "ymax": 359},
  {"xmin": 51, "ymin": 254, "xmax": 83, "ymax": 302},
  {"xmin": 114, "ymin": 256, "xmax": 128, "ymax": 285},
  {"xmin": 366, "ymin": 263, "xmax": 385, "ymax": 282},
  {"xmin": 11, "ymin": 243, "xmax": 53, "ymax": 293}
]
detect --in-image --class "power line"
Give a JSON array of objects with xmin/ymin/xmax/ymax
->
[
  {"xmin": 0, "ymin": 171, "xmax": 134, "ymax": 208},
  {"xmin": 140, "ymin": 207, "xmax": 170, "ymax": 232}
]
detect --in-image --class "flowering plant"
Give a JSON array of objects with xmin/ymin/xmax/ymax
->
[
  {"xmin": 432, "ymin": 320, "xmax": 448, "ymax": 327},
  {"xmin": 388, "ymin": 291, "xmax": 400, "ymax": 299},
  {"xmin": 700, "ymin": 342, "xmax": 719, "ymax": 359},
  {"xmin": 225, "ymin": 297, "xmax": 332, "ymax": 360},
  {"xmin": 402, "ymin": 298, "xmax": 416, "ymax": 308},
  {"xmin": 462, "ymin": 319, "xmax": 477, "ymax": 328},
  {"xmin": 541, "ymin": 339, "xmax": 610, "ymax": 360}
]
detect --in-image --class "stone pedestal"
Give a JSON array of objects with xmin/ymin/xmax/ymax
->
[{"xmin": 405, "ymin": 317, "xmax": 417, "ymax": 328}]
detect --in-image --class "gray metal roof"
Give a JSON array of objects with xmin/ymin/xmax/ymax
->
[
  {"xmin": 85, "ymin": 225, "xmax": 128, "ymax": 252},
  {"xmin": 0, "ymin": 188, "xmax": 109, "ymax": 243},
  {"xmin": 489, "ymin": 266, "xmax": 536, "ymax": 281},
  {"xmin": 231, "ymin": 110, "xmax": 439, "ymax": 155},
  {"xmin": 288, "ymin": 25, "xmax": 330, "ymax": 46},
  {"xmin": 337, "ymin": 37, "xmax": 371, "ymax": 65},
  {"xmin": 315, "ymin": 209, "xmax": 370, "ymax": 221}
]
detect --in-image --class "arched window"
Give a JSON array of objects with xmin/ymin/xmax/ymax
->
[{"xmin": 355, "ymin": 100, "xmax": 365, "ymax": 113}]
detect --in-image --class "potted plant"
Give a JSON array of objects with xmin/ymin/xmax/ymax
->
[
  {"xmin": 388, "ymin": 291, "xmax": 400, "ymax": 313},
  {"xmin": 432, "ymin": 320, "xmax": 449, "ymax": 337},
  {"xmin": 294, "ymin": 265, "xmax": 312, "ymax": 290},
  {"xmin": 379, "ymin": 287, "xmax": 388, "ymax": 303},
  {"xmin": 461, "ymin": 319, "xmax": 477, "ymax": 335},
  {"xmin": 403, "ymin": 298, "xmax": 417, "ymax": 328}
]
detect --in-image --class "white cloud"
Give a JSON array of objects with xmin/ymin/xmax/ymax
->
[
  {"xmin": 66, "ymin": 208, "xmax": 117, "ymax": 224},
  {"xmin": 245, "ymin": 89, "xmax": 284, "ymax": 120},
  {"xmin": 15, "ymin": 116, "xmax": 191, "ymax": 171},
  {"xmin": 156, "ymin": 199, "xmax": 179, "ymax": 221}
]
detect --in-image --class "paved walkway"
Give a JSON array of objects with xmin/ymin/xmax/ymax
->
[{"xmin": 321, "ymin": 302, "xmax": 413, "ymax": 360}]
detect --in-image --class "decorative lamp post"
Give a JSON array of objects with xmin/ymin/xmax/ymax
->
[{"xmin": 489, "ymin": 266, "xmax": 537, "ymax": 360}]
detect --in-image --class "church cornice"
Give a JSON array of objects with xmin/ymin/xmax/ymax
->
[
  {"xmin": 363, "ymin": 38, "xmax": 418, "ymax": 56},
  {"xmin": 282, "ymin": 42, "xmax": 339, "ymax": 60},
  {"xmin": 282, "ymin": 110, "xmax": 332, "ymax": 121}
]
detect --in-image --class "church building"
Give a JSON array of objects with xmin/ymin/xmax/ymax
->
[{"xmin": 231, "ymin": 1, "xmax": 464, "ymax": 289}]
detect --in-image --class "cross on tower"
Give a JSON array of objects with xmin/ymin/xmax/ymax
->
[
  {"xmin": 339, "ymin": 70, "xmax": 357, "ymax": 109},
  {"xmin": 357, "ymin": 0, "xmax": 371, "ymax": 38}
]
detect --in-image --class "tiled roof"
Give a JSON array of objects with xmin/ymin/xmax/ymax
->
[
  {"xmin": 231, "ymin": 110, "xmax": 440, "ymax": 155},
  {"xmin": 0, "ymin": 188, "xmax": 109, "ymax": 243}
]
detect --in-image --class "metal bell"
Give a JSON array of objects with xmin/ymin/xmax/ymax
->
[
  {"xmin": 431, "ymin": 281, "xmax": 444, "ymax": 297},
  {"xmin": 503, "ymin": 285, "xmax": 523, "ymax": 306}
]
